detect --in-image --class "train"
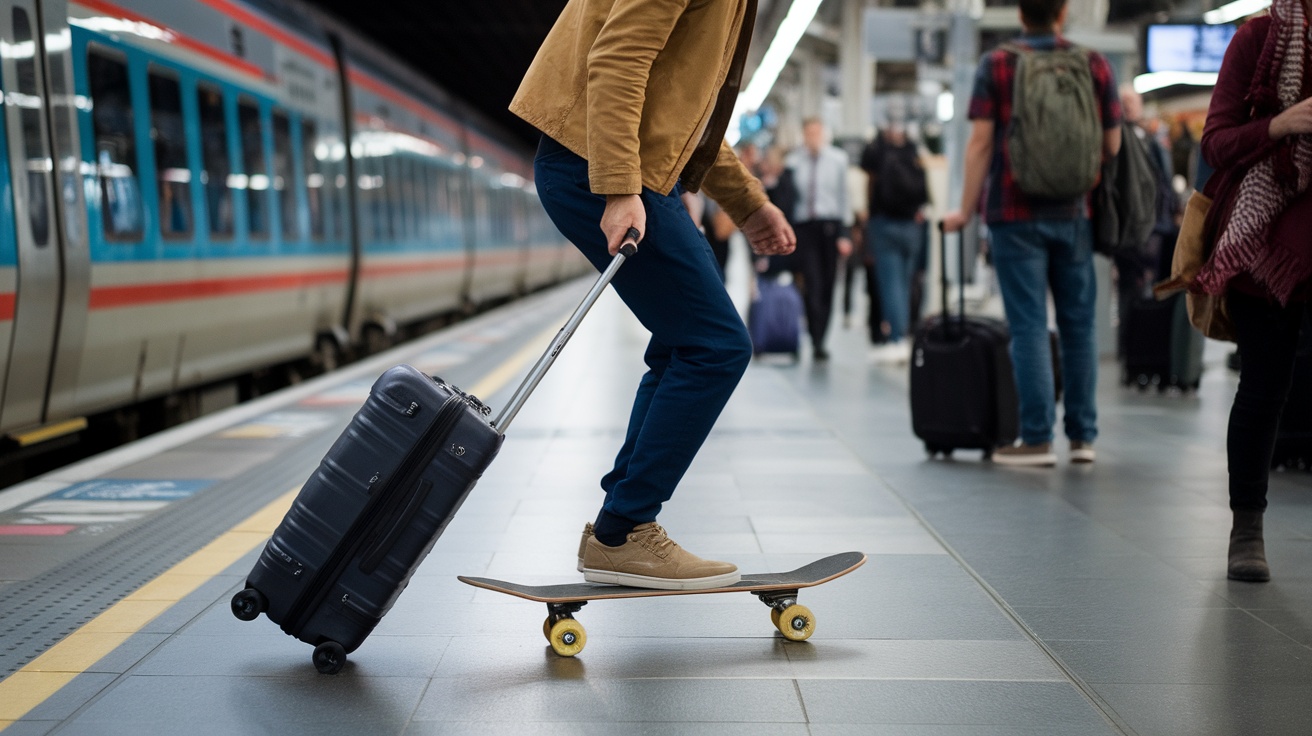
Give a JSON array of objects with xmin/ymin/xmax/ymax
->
[{"xmin": 0, "ymin": 0, "xmax": 584, "ymax": 459}]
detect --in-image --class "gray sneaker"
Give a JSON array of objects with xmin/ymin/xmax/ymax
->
[
  {"xmin": 582, "ymin": 522, "xmax": 740, "ymax": 590},
  {"xmin": 992, "ymin": 442, "xmax": 1057, "ymax": 467}
]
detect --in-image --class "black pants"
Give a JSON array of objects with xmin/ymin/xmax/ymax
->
[
  {"xmin": 1228, "ymin": 291, "xmax": 1311, "ymax": 511},
  {"xmin": 794, "ymin": 220, "xmax": 842, "ymax": 352}
]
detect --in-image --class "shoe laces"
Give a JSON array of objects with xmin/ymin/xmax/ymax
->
[{"xmin": 632, "ymin": 523, "xmax": 678, "ymax": 558}]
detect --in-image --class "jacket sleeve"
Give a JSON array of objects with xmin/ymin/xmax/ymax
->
[
  {"xmin": 699, "ymin": 140, "xmax": 770, "ymax": 226},
  {"xmin": 585, "ymin": 0, "xmax": 691, "ymax": 195},
  {"xmin": 1201, "ymin": 19, "xmax": 1279, "ymax": 173}
]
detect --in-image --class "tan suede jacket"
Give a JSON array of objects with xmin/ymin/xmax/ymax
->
[{"xmin": 509, "ymin": 0, "xmax": 768, "ymax": 225}]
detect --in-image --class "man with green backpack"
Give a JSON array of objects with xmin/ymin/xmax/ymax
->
[{"xmin": 942, "ymin": 0, "xmax": 1122, "ymax": 467}]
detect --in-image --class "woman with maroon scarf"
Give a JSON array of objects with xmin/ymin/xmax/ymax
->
[{"xmin": 1199, "ymin": 0, "xmax": 1312, "ymax": 582}]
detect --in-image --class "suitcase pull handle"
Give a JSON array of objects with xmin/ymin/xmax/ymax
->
[
  {"xmin": 937, "ymin": 221, "xmax": 967, "ymax": 338},
  {"xmin": 619, "ymin": 226, "xmax": 639, "ymax": 257},
  {"xmin": 492, "ymin": 228, "xmax": 640, "ymax": 432}
]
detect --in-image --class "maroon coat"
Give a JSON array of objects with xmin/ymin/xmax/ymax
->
[{"xmin": 1201, "ymin": 15, "xmax": 1312, "ymax": 300}]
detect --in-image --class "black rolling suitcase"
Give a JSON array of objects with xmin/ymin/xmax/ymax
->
[
  {"xmin": 1122, "ymin": 292, "xmax": 1204, "ymax": 391},
  {"xmin": 231, "ymin": 233, "xmax": 641, "ymax": 674},
  {"xmin": 910, "ymin": 225, "xmax": 1019, "ymax": 459}
]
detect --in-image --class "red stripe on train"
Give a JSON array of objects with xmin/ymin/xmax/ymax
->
[
  {"xmin": 76, "ymin": 0, "xmax": 268, "ymax": 81},
  {"xmin": 87, "ymin": 269, "xmax": 348, "ymax": 309},
  {"xmin": 193, "ymin": 0, "xmax": 337, "ymax": 69}
]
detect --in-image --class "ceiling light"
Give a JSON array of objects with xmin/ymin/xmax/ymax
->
[
  {"xmin": 1203, "ymin": 0, "xmax": 1270, "ymax": 24},
  {"xmin": 728, "ymin": 0, "xmax": 826, "ymax": 145},
  {"xmin": 1133, "ymin": 71, "xmax": 1220, "ymax": 93}
]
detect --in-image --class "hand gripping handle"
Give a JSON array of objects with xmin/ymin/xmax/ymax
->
[
  {"xmin": 492, "ymin": 226, "xmax": 641, "ymax": 432},
  {"xmin": 618, "ymin": 226, "xmax": 639, "ymax": 257}
]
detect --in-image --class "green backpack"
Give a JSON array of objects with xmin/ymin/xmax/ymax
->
[{"xmin": 1003, "ymin": 42, "xmax": 1103, "ymax": 200}]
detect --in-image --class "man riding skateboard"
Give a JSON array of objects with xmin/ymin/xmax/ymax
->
[{"xmin": 511, "ymin": 0, "xmax": 795, "ymax": 590}]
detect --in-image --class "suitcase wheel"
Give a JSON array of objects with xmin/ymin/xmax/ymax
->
[
  {"xmin": 924, "ymin": 444, "xmax": 954, "ymax": 459},
  {"xmin": 230, "ymin": 588, "xmax": 267, "ymax": 622},
  {"xmin": 313, "ymin": 641, "xmax": 347, "ymax": 675}
]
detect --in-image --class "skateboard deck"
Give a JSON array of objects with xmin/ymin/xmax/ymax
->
[{"xmin": 458, "ymin": 551, "xmax": 865, "ymax": 656}]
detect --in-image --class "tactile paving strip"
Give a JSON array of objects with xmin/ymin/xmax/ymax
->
[{"xmin": 0, "ymin": 429, "xmax": 339, "ymax": 676}]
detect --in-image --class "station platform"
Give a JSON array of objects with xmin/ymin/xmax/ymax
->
[{"xmin": 1, "ymin": 245, "xmax": 1311, "ymax": 736}]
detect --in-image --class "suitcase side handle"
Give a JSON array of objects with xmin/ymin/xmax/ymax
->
[{"xmin": 492, "ymin": 227, "xmax": 640, "ymax": 433}]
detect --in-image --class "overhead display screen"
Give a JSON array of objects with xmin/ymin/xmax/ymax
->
[{"xmin": 1145, "ymin": 24, "xmax": 1238, "ymax": 74}]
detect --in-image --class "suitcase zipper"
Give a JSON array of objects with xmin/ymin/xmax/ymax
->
[{"xmin": 283, "ymin": 394, "xmax": 466, "ymax": 637}]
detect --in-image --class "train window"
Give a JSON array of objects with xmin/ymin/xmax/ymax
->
[
  {"xmin": 147, "ymin": 66, "xmax": 193, "ymax": 240},
  {"xmin": 12, "ymin": 8, "xmax": 49, "ymax": 246},
  {"xmin": 197, "ymin": 83, "xmax": 233, "ymax": 239},
  {"xmin": 300, "ymin": 120, "xmax": 324, "ymax": 240},
  {"xmin": 382, "ymin": 155, "xmax": 399, "ymax": 241},
  {"xmin": 362, "ymin": 154, "xmax": 382, "ymax": 241},
  {"xmin": 88, "ymin": 47, "xmax": 143, "ymax": 241},
  {"xmin": 272, "ymin": 110, "xmax": 297, "ymax": 240},
  {"xmin": 417, "ymin": 161, "xmax": 433, "ymax": 241},
  {"xmin": 402, "ymin": 157, "xmax": 419, "ymax": 241},
  {"xmin": 330, "ymin": 140, "xmax": 347, "ymax": 241},
  {"xmin": 238, "ymin": 97, "xmax": 269, "ymax": 238}
]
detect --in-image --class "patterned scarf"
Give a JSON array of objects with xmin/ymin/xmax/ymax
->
[{"xmin": 1195, "ymin": 0, "xmax": 1312, "ymax": 302}]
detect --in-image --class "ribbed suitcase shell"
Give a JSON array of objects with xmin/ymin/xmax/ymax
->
[{"xmin": 240, "ymin": 365, "xmax": 503, "ymax": 663}]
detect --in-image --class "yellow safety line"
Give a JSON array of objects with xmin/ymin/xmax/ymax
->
[
  {"xmin": 0, "ymin": 319, "xmax": 558, "ymax": 730},
  {"xmin": 0, "ymin": 487, "xmax": 299, "ymax": 729}
]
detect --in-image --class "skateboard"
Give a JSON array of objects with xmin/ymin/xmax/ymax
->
[{"xmin": 458, "ymin": 550, "xmax": 866, "ymax": 657}]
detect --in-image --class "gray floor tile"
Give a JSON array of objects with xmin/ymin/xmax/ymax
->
[
  {"xmin": 404, "ymin": 725, "xmax": 811, "ymax": 736},
  {"xmin": 796, "ymin": 679, "xmax": 1108, "ymax": 727},
  {"xmin": 63, "ymin": 674, "xmax": 429, "ymax": 731},
  {"xmin": 784, "ymin": 639, "xmax": 1063, "ymax": 681},
  {"xmin": 809, "ymin": 726, "xmax": 1117, "ymax": 736},
  {"xmin": 1095, "ymin": 682, "xmax": 1312, "ymax": 736},
  {"xmin": 412, "ymin": 677, "xmax": 805, "ymax": 723},
  {"xmin": 1048, "ymin": 637, "xmax": 1312, "ymax": 685}
]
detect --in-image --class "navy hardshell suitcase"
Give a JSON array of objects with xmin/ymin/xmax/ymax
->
[
  {"xmin": 232, "ymin": 234, "xmax": 640, "ymax": 674},
  {"xmin": 233, "ymin": 368, "xmax": 501, "ymax": 673},
  {"xmin": 749, "ymin": 275, "xmax": 802, "ymax": 357},
  {"xmin": 910, "ymin": 225, "xmax": 1020, "ymax": 458}
]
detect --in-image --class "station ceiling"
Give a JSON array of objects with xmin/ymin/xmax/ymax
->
[{"xmin": 302, "ymin": 0, "xmax": 797, "ymax": 150}]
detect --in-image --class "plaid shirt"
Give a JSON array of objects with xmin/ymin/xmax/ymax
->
[{"xmin": 968, "ymin": 34, "xmax": 1122, "ymax": 224}]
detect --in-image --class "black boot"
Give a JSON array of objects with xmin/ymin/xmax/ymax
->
[{"xmin": 1227, "ymin": 510, "xmax": 1271, "ymax": 582}]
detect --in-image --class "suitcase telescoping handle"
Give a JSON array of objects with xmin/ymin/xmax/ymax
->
[
  {"xmin": 492, "ymin": 227, "xmax": 640, "ymax": 433},
  {"xmin": 937, "ymin": 221, "xmax": 967, "ymax": 336}
]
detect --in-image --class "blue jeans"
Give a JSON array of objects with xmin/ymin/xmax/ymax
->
[
  {"xmin": 989, "ymin": 218, "xmax": 1098, "ymax": 446},
  {"xmin": 534, "ymin": 136, "xmax": 752, "ymax": 526},
  {"xmin": 870, "ymin": 216, "xmax": 923, "ymax": 342}
]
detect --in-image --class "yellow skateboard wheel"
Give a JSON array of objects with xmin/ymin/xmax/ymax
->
[
  {"xmin": 548, "ymin": 617, "xmax": 587, "ymax": 657},
  {"xmin": 776, "ymin": 604, "xmax": 815, "ymax": 641},
  {"xmin": 543, "ymin": 616, "xmax": 554, "ymax": 642},
  {"xmin": 770, "ymin": 607, "xmax": 782, "ymax": 629}
]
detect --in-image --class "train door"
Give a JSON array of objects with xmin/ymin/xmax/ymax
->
[{"xmin": 0, "ymin": 0, "xmax": 81, "ymax": 433}]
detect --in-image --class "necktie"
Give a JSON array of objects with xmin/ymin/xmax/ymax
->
[{"xmin": 807, "ymin": 153, "xmax": 819, "ymax": 221}]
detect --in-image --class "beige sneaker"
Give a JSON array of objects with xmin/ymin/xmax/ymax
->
[
  {"xmin": 582, "ymin": 522, "xmax": 740, "ymax": 590},
  {"xmin": 577, "ymin": 522, "xmax": 594, "ymax": 572},
  {"xmin": 992, "ymin": 442, "xmax": 1057, "ymax": 467},
  {"xmin": 1070, "ymin": 441, "xmax": 1096, "ymax": 464}
]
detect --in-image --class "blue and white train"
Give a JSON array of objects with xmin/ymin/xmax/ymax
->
[{"xmin": 0, "ymin": 0, "xmax": 582, "ymax": 448}]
